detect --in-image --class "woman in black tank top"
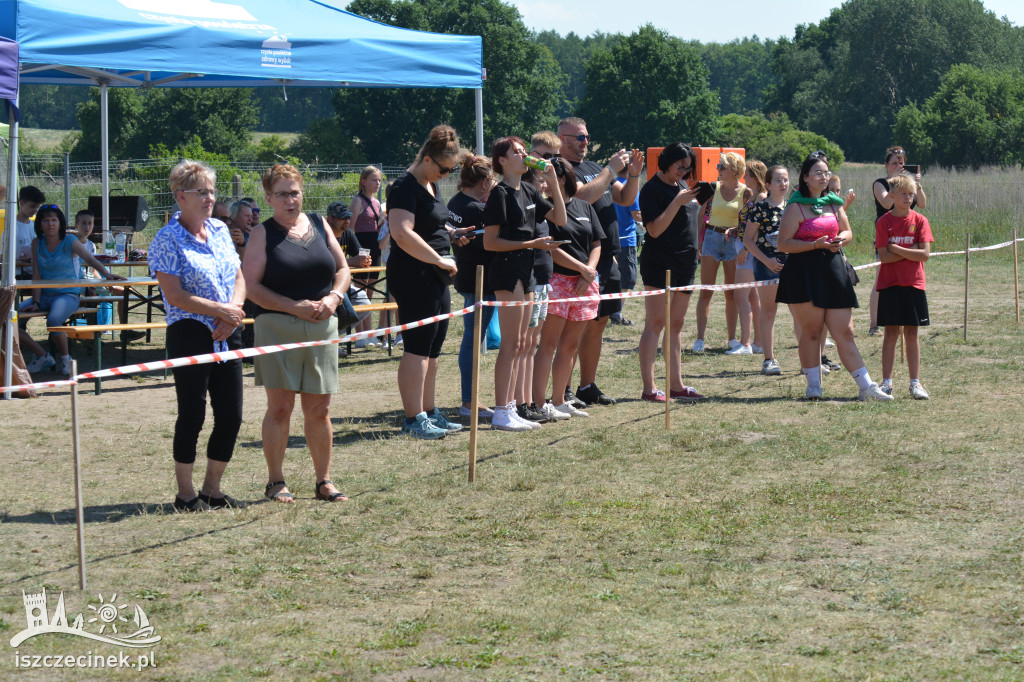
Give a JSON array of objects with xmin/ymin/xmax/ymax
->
[{"xmin": 242, "ymin": 164, "xmax": 351, "ymax": 504}]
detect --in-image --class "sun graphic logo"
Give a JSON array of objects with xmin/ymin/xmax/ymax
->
[{"xmin": 88, "ymin": 594, "xmax": 130, "ymax": 635}]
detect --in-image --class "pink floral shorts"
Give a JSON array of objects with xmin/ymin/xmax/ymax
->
[{"xmin": 547, "ymin": 272, "xmax": 600, "ymax": 322}]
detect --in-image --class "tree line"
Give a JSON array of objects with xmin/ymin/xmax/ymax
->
[{"xmin": 14, "ymin": 0, "xmax": 1024, "ymax": 169}]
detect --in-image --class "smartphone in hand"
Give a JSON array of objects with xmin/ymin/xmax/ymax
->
[{"xmin": 903, "ymin": 164, "xmax": 920, "ymax": 175}]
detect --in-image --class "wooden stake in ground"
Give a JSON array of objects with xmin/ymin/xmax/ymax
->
[
  {"xmin": 70, "ymin": 360, "xmax": 86, "ymax": 590},
  {"xmin": 664, "ymin": 271, "xmax": 671, "ymax": 430},
  {"xmin": 1013, "ymin": 227, "xmax": 1020, "ymax": 324},
  {"xmin": 964, "ymin": 234, "xmax": 970, "ymax": 341},
  {"xmin": 468, "ymin": 265, "xmax": 484, "ymax": 483}
]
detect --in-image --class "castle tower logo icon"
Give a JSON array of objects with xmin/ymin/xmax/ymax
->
[{"xmin": 10, "ymin": 589, "xmax": 161, "ymax": 649}]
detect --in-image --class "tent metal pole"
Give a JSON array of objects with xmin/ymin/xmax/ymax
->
[
  {"xmin": 100, "ymin": 81, "xmax": 110, "ymax": 254},
  {"xmin": 474, "ymin": 87, "xmax": 484, "ymax": 155},
  {"xmin": 2, "ymin": 98, "xmax": 20, "ymax": 399}
]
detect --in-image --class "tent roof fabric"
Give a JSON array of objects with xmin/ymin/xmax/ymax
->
[{"xmin": 0, "ymin": 0, "xmax": 482, "ymax": 89}]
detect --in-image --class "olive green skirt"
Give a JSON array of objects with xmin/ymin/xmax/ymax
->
[{"xmin": 253, "ymin": 313, "xmax": 338, "ymax": 394}]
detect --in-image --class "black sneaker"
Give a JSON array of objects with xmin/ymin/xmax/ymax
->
[
  {"xmin": 173, "ymin": 495, "xmax": 212, "ymax": 512},
  {"xmin": 518, "ymin": 402, "xmax": 549, "ymax": 423},
  {"xmin": 619, "ymin": 317, "xmax": 635, "ymax": 326},
  {"xmin": 564, "ymin": 388, "xmax": 587, "ymax": 410},
  {"xmin": 576, "ymin": 383, "xmax": 616, "ymax": 406},
  {"xmin": 198, "ymin": 492, "xmax": 245, "ymax": 509},
  {"xmin": 821, "ymin": 354, "xmax": 841, "ymax": 371}
]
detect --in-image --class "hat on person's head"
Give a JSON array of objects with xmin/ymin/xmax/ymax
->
[{"xmin": 326, "ymin": 201, "xmax": 352, "ymax": 219}]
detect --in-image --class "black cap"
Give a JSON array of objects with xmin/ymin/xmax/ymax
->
[{"xmin": 327, "ymin": 201, "xmax": 352, "ymax": 219}]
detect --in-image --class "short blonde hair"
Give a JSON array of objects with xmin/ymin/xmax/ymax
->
[
  {"xmin": 745, "ymin": 159, "xmax": 766, "ymax": 195},
  {"xmin": 169, "ymin": 160, "xmax": 216, "ymax": 194},
  {"xmin": 720, "ymin": 151, "xmax": 746, "ymax": 178},
  {"xmin": 261, "ymin": 164, "xmax": 304, "ymax": 193},
  {"xmin": 889, "ymin": 172, "xmax": 917, "ymax": 194},
  {"xmin": 531, "ymin": 130, "xmax": 560, "ymax": 152}
]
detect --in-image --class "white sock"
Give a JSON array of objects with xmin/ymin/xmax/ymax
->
[
  {"xmin": 850, "ymin": 366, "xmax": 873, "ymax": 390},
  {"xmin": 578, "ymin": 383, "xmax": 593, "ymax": 391},
  {"xmin": 803, "ymin": 366, "xmax": 821, "ymax": 389}
]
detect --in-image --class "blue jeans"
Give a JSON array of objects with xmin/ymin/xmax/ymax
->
[
  {"xmin": 19, "ymin": 292, "xmax": 80, "ymax": 329},
  {"xmin": 618, "ymin": 245, "xmax": 638, "ymax": 291},
  {"xmin": 459, "ymin": 292, "xmax": 496, "ymax": 403}
]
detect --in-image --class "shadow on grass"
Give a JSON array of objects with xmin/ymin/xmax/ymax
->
[{"xmin": 3, "ymin": 512, "xmax": 266, "ymax": 585}]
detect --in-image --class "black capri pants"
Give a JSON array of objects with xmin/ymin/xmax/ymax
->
[
  {"xmin": 166, "ymin": 318, "xmax": 243, "ymax": 465},
  {"xmin": 387, "ymin": 258, "xmax": 451, "ymax": 358}
]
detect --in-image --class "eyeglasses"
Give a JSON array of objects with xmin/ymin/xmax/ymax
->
[
  {"xmin": 251, "ymin": 207, "xmax": 260, "ymax": 214},
  {"xmin": 39, "ymin": 204, "xmax": 60, "ymax": 211},
  {"xmin": 541, "ymin": 152, "xmax": 562, "ymax": 160},
  {"xmin": 272, "ymin": 190, "xmax": 302, "ymax": 200},
  {"xmin": 560, "ymin": 133, "xmax": 590, "ymax": 142},
  {"xmin": 181, "ymin": 188, "xmax": 216, "ymax": 199},
  {"xmin": 432, "ymin": 158, "xmax": 457, "ymax": 175},
  {"xmin": 809, "ymin": 170, "xmax": 833, "ymax": 178},
  {"xmin": 716, "ymin": 163, "xmax": 729, "ymax": 171}
]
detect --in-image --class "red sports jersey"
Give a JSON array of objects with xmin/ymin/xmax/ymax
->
[{"xmin": 875, "ymin": 210, "xmax": 933, "ymax": 290}]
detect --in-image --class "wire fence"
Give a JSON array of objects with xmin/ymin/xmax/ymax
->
[{"xmin": 15, "ymin": 155, "xmax": 461, "ymax": 248}]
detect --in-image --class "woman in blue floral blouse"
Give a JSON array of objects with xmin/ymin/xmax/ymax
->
[{"xmin": 149, "ymin": 160, "xmax": 247, "ymax": 512}]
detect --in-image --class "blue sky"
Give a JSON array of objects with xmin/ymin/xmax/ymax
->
[{"xmin": 508, "ymin": 0, "xmax": 1024, "ymax": 43}]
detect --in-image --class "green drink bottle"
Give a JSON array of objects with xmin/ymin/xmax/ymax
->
[{"xmin": 523, "ymin": 155, "xmax": 550, "ymax": 172}]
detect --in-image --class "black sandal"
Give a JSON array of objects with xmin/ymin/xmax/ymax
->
[
  {"xmin": 198, "ymin": 492, "xmax": 245, "ymax": 509},
  {"xmin": 173, "ymin": 495, "xmax": 211, "ymax": 512},
  {"xmin": 264, "ymin": 480, "xmax": 294, "ymax": 502},
  {"xmin": 315, "ymin": 479, "xmax": 348, "ymax": 502}
]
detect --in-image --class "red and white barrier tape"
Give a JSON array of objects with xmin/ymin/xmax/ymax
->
[{"xmin": 5, "ymin": 237, "xmax": 1023, "ymax": 395}]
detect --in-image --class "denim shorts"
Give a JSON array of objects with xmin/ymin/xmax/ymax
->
[
  {"xmin": 735, "ymin": 249, "xmax": 754, "ymax": 271},
  {"xmin": 529, "ymin": 284, "xmax": 550, "ymax": 328},
  {"xmin": 753, "ymin": 255, "xmax": 786, "ymax": 282},
  {"xmin": 701, "ymin": 229, "xmax": 741, "ymax": 262}
]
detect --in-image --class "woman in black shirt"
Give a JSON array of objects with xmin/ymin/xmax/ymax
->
[
  {"xmin": 637, "ymin": 142, "xmax": 705, "ymax": 402},
  {"xmin": 448, "ymin": 152, "xmax": 497, "ymax": 419},
  {"xmin": 483, "ymin": 136, "xmax": 566, "ymax": 432},
  {"xmin": 386, "ymin": 125, "xmax": 466, "ymax": 440}
]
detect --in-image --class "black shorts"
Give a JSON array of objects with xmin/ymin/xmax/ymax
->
[
  {"xmin": 776, "ymin": 250, "xmax": 858, "ymax": 309},
  {"xmin": 639, "ymin": 248, "xmax": 698, "ymax": 289},
  {"xmin": 597, "ymin": 277, "xmax": 621, "ymax": 318},
  {"xmin": 387, "ymin": 257, "xmax": 450, "ymax": 358},
  {"xmin": 489, "ymin": 250, "xmax": 536, "ymax": 293},
  {"xmin": 355, "ymin": 231, "xmax": 382, "ymax": 270},
  {"xmin": 877, "ymin": 286, "xmax": 929, "ymax": 327}
]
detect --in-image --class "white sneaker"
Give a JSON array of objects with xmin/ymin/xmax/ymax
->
[
  {"xmin": 910, "ymin": 382, "xmax": 930, "ymax": 400},
  {"xmin": 541, "ymin": 401, "xmax": 570, "ymax": 421},
  {"xmin": 751, "ymin": 344, "xmax": 764, "ymax": 354},
  {"xmin": 553, "ymin": 401, "xmax": 589, "ymax": 418},
  {"xmin": 508, "ymin": 402, "xmax": 541, "ymax": 430},
  {"xmin": 394, "ymin": 334, "xmax": 404, "ymax": 346},
  {"xmin": 725, "ymin": 344, "xmax": 752, "ymax": 355},
  {"xmin": 761, "ymin": 358, "xmax": 781, "ymax": 375},
  {"xmin": 820, "ymin": 363, "xmax": 830, "ymax": 375},
  {"xmin": 805, "ymin": 385, "xmax": 823, "ymax": 400},
  {"xmin": 691, "ymin": 339, "xmax": 705, "ymax": 353},
  {"xmin": 26, "ymin": 353, "xmax": 56, "ymax": 373},
  {"xmin": 859, "ymin": 382, "xmax": 894, "ymax": 402},
  {"xmin": 824, "ymin": 337, "xmax": 836, "ymax": 347},
  {"xmin": 368, "ymin": 336, "xmax": 383, "ymax": 348},
  {"xmin": 491, "ymin": 407, "xmax": 533, "ymax": 432},
  {"xmin": 58, "ymin": 355, "xmax": 72, "ymax": 377},
  {"xmin": 727, "ymin": 338, "xmax": 742, "ymax": 351}
]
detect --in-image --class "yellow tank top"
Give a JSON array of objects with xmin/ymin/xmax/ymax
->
[{"xmin": 708, "ymin": 182, "xmax": 747, "ymax": 228}]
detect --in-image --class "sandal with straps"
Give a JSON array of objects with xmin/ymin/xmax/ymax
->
[
  {"xmin": 315, "ymin": 479, "xmax": 348, "ymax": 502},
  {"xmin": 264, "ymin": 480, "xmax": 294, "ymax": 503}
]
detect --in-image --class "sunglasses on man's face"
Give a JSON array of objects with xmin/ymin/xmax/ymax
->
[{"xmin": 561, "ymin": 133, "xmax": 590, "ymax": 142}]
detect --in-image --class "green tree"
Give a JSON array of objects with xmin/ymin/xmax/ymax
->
[
  {"xmin": 894, "ymin": 64, "xmax": 1024, "ymax": 168},
  {"xmin": 699, "ymin": 37, "xmax": 776, "ymax": 115},
  {"xmin": 534, "ymin": 30, "xmax": 620, "ymax": 118},
  {"xmin": 764, "ymin": 0, "xmax": 1024, "ymax": 161},
  {"xmin": 18, "ymin": 85, "xmax": 91, "ymax": 130},
  {"xmin": 718, "ymin": 112, "xmax": 844, "ymax": 169},
  {"xmin": 71, "ymin": 88, "xmax": 258, "ymax": 160},
  {"xmin": 577, "ymin": 25, "xmax": 719, "ymax": 154},
  {"xmin": 300, "ymin": 0, "xmax": 562, "ymax": 164}
]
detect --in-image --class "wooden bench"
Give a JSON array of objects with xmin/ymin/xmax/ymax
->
[{"xmin": 20, "ymin": 308, "xmax": 100, "ymax": 322}]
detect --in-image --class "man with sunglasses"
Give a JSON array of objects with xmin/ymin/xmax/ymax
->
[{"xmin": 555, "ymin": 117, "xmax": 643, "ymax": 407}]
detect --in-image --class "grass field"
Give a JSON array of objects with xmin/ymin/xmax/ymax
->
[{"xmin": 2, "ymin": 247, "xmax": 1022, "ymax": 679}]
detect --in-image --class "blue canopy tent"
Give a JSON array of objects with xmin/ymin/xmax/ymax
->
[{"xmin": 0, "ymin": 0, "xmax": 484, "ymax": 393}]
